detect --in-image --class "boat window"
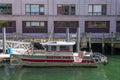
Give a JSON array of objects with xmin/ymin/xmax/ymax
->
[
  {"xmin": 60, "ymin": 46, "xmax": 69, "ymax": 51},
  {"xmin": 51, "ymin": 46, "xmax": 56, "ymax": 51},
  {"xmin": 44, "ymin": 45, "xmax": 48, "ymax": 51},
  {"xmin": 33, "ymin": 42, "xmax": 44, "ymax": 50}
]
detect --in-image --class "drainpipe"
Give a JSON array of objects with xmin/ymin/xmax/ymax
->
[
  {"xmin": 76, "ymin": 27, "xmax": 80, "ymax": 52},
  {"xmin": 2, "ymin": 27, "xmax": 6, "ymax": 54}
]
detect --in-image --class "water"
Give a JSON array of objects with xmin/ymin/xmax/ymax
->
[{"xmin": 0, "ymin": 56, "xmax": 120, "ymax": 80}]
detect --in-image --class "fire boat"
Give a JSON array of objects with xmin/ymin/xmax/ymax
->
[
  {"xmin": 10, "ymin": 27, "xmax": 108, "ymax": 68},
  {"xmin": 10, "ymin": 40, "xmax": 108, "ymax": 67}
]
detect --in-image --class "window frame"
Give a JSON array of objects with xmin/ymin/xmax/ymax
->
[
  {"xmin": 25, "ymin": 4, "xmax": 44, "ymax": 15},
  {"xmin": 0, "ymin": 4, "xmax": 12, "ymax": 15},
  {"xmin": 54, "ymin": 21, "xmax": 78, "ymax": 33},
  {"xmin": 0, "ymin": 21, "xmax": 16, "ymax": 33},
  {"xmin": 88, "ymin": 4, "xmax": 106, "ymax": 15},
  {"xmin": 25, "ymin": 21, "xmax": 46, "ymax": 28},
  {"xmin": 22, "ymin": 21, "xmax": 47, "ymax": 33},
  {"xmin": 85, "ymin": 21, "xmax": 109, "ymax": 33},
  {"xmin": 57, "ymin": 4, "xmax": 75, "ymax": 15}
]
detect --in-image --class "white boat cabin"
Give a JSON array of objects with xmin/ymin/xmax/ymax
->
[{"xmin": 41, "ymin": 41, "xmax": 76, "ymax": 52}]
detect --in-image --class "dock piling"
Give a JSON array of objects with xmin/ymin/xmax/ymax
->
[
  {"xmin": 111, "ymin": 32, "xmax": 114, "ymax": 55},
  {"xmin": 88, "ymin": 33, "xmax": 92, "ymax": 50},
  {"xmin": 102, "ymin": 33, "xmax": 105, "ymax": 54}
]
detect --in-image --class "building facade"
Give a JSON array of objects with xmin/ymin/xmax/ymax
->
[{"xmin": 0, "ymin": 0, "xmax": 120, "ymax": 38}]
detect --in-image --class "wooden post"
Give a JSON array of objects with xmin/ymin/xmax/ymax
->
[
  {"xmin": 13, "ymin": 32, "xmax": 18, "ymax": 40},
  {"xmin": 102, "ymin": 33, "xmax": 105, "ymax": 54},
  {"xmin": 81, "ymin": 32, "xmax": 87, "ymax": 50},
  {"xmin": 111, "ymin": 32, "xmax": 114, "ymax": 55},
  {"xmin": 88, "ymin": 33, "xmax": 92, "ymax": 50}
]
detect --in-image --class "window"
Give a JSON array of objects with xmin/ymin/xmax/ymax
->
[
  {"xmin": 54, "ymin": 21, "xmax": 78, "ymax": 33},
  {"xmin": 0, "ymin": 4, "xmax": 12, "ymax": 15},
  {"xmin": 88, "ymin": 4, "xmax": 106, "ymax": 15},
  {"xmin": 87, "ymin": 21, "xmax": 107, "ymax": 28},
  {"xmin": 22, "ymin": 21, "xmax": 47, "ymax": 33},
  {"xmin": 25, "ymin": 21, "xmax": 45, "ymax": 28},
  {"xmin": 116, "ymin": 21, "xmax": 120, "ymax": 32},
  {"xmin": 25, "ymin": 4, "xmax": 44, "ymax": 15},
  {"xmin": 40, "ymin": 22, "xmax": 45, "ymax": 27},
  {"xmin": 26, "ymin": 22, "xmax": 31, "ymax": 27},
  {"xmin": 0, "ymin": 21, "xmax": 16, "ymax": 33},
  {"xmin": 0, "ymin": 21, "xmax": 15, "ymax": 28},
  {"xmin": 31, "ymin": 22, "xmax": 39, "ymax": 26},
  {"xmin": 57, "ymin": 4, "xmax": 75, "ymax": 15},
  {"xmin": 51, "ymin": 46, "xmax": 56, "ymax": 51},
  {"xmin": 85, "ymin": 21, "xmax": 109, "ymax": 33},
  {"xmin": 60, "ymin": 46, "xmax": 69, "ymax": 51},
  {"xmin": 54, "ymin": 21, "xmax": 78, "ymax": 28}
]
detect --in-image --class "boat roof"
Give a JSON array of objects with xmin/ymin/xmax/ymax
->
[{"xmin": 41, "ymin": 41, "xmax": 76, "ymax": 46}]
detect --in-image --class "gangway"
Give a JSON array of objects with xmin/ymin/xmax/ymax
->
[{"xmin": 0, "ymin": 40, "xmax": 33, "ymax": 54}]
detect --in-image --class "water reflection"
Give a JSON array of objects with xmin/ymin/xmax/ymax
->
[{"xmin": 0, "ymin": 64, "xmax": 108, "ymax": 80}]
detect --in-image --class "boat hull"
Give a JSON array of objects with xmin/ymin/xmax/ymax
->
[{"xmin": 10, "ymin": 54, "xmax": 98, "ymax": 67}]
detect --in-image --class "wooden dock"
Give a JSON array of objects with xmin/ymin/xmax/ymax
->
[
  {"xmin": 16, "ymin": 32, "xmax": 120, "ymax": 55},
  {"xmin": 87, "ymin": 33, "xmax": 120, "ymax": 55},
  {"xmin": 0, "ymin": 32, "xmax": 120, "ymax": 59}
]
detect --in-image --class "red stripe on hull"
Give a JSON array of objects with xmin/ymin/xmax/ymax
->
[
  {"xmin": 81, "ymin": 60, "xmax": 94, "ymax": 63},
  {"xmin": 21, "ymin": 58, "xmax": 74, "ymax": 63}
]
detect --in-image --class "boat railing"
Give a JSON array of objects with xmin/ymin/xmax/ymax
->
[
  {"xmin": 93, "ymin": 52, "xmax": 108, "ymax": 64},
  {"xmin": 33, "ymin": 50, "xmax": 45, "ymax": 53}
]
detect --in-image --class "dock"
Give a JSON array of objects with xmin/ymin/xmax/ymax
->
[
  {"xmin": 87, "ymin": 33, "xmax": 120, "ymax": 55},
  {"xmin": 0, "ymin": 39, "xmax": 32, "ymax": 61},
  {"xmin": 0, "ymin": 54, "xmax": 10, "ymax": 67},
  {"xmin": 0, "ymin": 54, "xmax": 10, "ymax": 59},
  {"xmin": 0, "ymin": 32, "xmax": 120, "ymax": 61}
]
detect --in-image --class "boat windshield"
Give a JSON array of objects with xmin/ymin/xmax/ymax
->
[
  {"xmin": 44, "ymin": 45, "xmax": 73, "ymax": 52},
  {"xmin": 33, "ymin": 42, "xmax": 45, "ymax": 50}
]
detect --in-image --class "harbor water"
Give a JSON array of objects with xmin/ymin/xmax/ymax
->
[{"xmin": 0, "ymin": 56, "xmax": 120, "ymax": 80}]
